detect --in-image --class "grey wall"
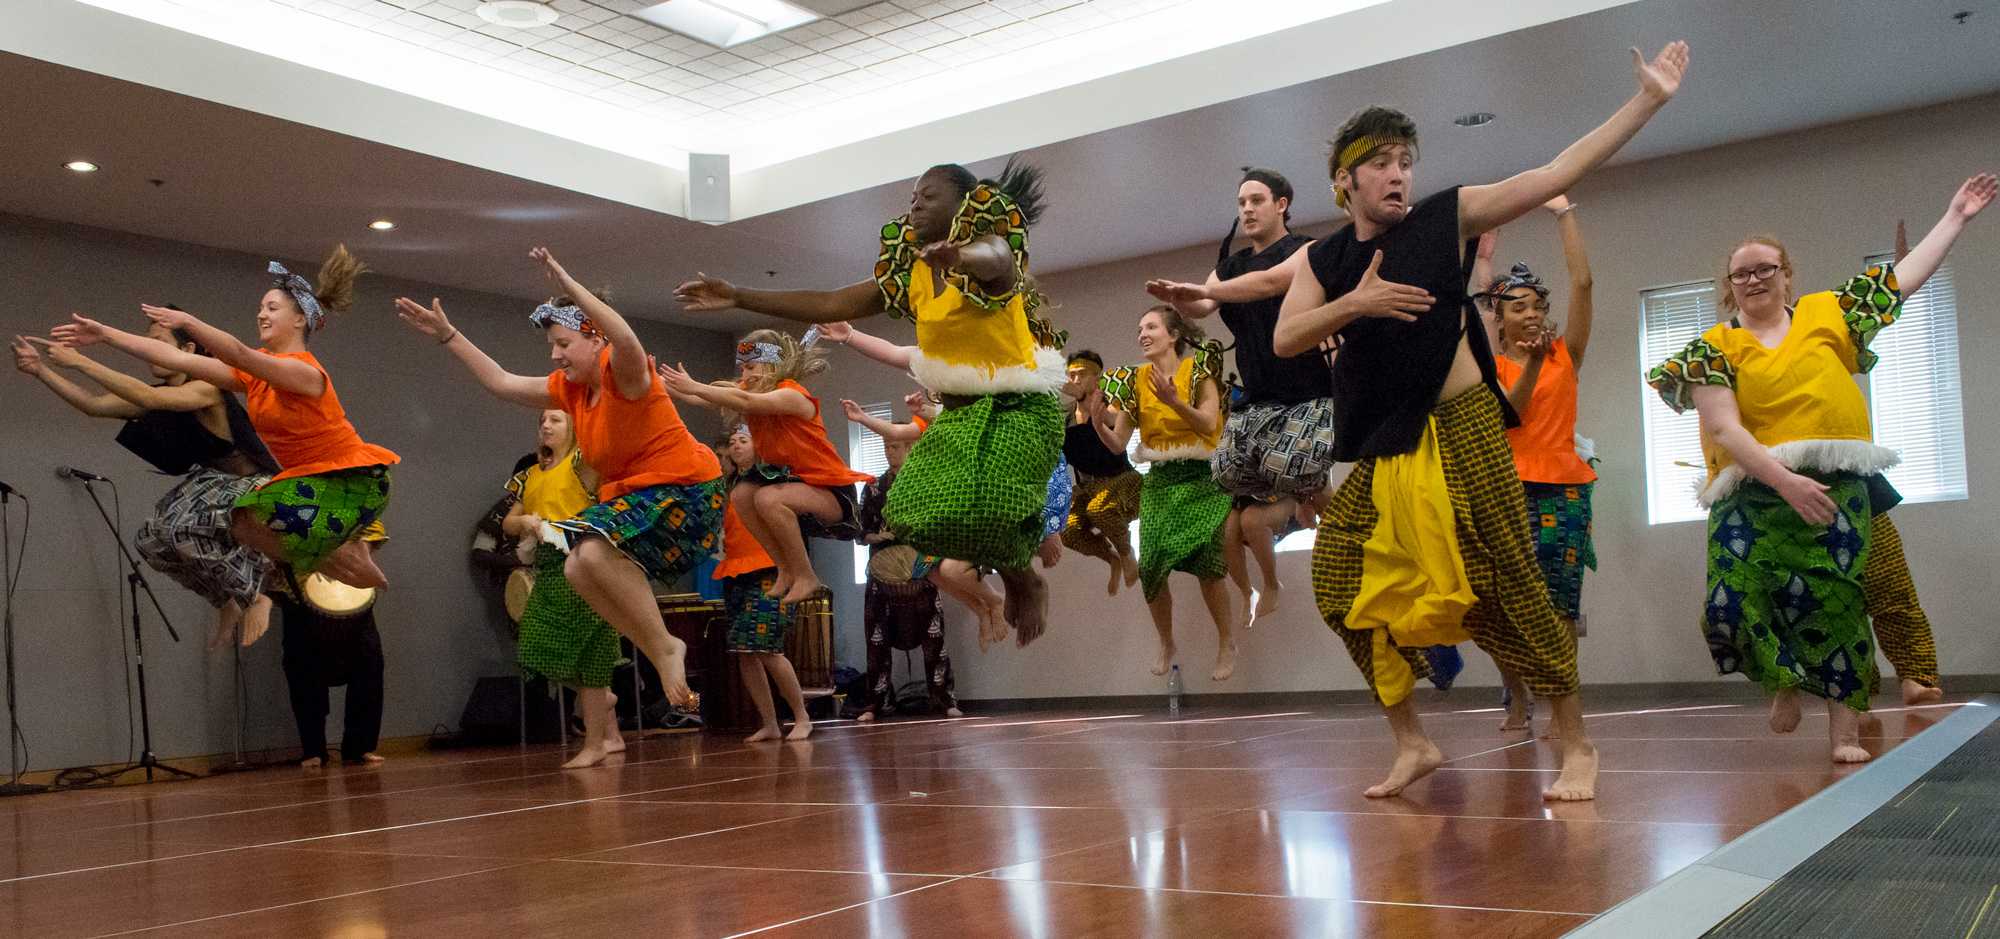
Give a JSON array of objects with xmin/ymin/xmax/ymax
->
[
  {"xmin": 804, "ymin": 92, "xmax": 2000, "ymax": 703},
  {"xmin": 0, "ymin": 214, "xmax": 734, "ymax": 771}
]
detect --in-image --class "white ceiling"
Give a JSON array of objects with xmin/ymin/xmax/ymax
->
[{"xmin": 2, "ymin": 0, "xmax": 1997, "ymax": 335}]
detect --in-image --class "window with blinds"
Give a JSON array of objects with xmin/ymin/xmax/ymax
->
[
  {"xmin": 1863, "ymin": 255, "xmax": 1966, "ymax": 503},
  {"xmin": 847, "ymin": 400, "xmax": 897, "ymax": 584},
  {"xmin": 1639, "ymin": 280, "xmax": 1718, "ymax": 525}
]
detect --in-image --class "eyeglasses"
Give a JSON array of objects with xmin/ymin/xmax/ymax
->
[{"xmin": 1728, "ymin": 263, "xmax": 1783, "ymax": 285}]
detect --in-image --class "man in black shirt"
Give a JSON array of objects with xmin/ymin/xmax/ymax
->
[
  {"xmin": 1148, "ymin": 168, "xmax": 1330, "ymax": 630},
  {"xmin": 1193, "ymin": 41, "xmax": 1689, "ymax": 804},
  {"xmin": 1059, "ymin": 350, "xmax": 1143, "ymax": 595}
]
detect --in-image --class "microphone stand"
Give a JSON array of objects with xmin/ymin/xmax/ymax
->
[
  {"xmin": 0, "ymin": 488, "xmax": 46, "ymax": 795},
  {"xmin": 70, "ymin": 478, "xmax": 198, "ymax": 785}
]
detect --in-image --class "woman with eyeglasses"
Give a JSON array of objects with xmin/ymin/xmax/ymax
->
[
  {"xmin": 1648, "ymin": 173, "xmax": 1993, "ymax": 764},
  {"xmin": 1481, "ymin": 194, "xmax": 1596, "ymax": 733}
]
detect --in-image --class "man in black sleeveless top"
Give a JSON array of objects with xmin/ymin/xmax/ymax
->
[
  {"xmin": 1147, "ymin": 169, "xmax": 1328, "ymax": 630},
  {"xmin": 1059, "ymin": 350, "xmax": 1143, "ymax": 595},
  {"xmin": 1194, "ymin": 42, "xmax": 1689, "ymax": 804}
]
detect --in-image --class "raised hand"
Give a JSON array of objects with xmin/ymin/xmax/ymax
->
[
  {"xmin": 657, "ymin": 361, "xmax": 700, "ymax": 395},
  {"xmin": 918, "ymin": 241, "xmax": 961, "ymax": 271},
  {"xmin": 1145, "ymin": 280, "xmax": 1209, "ymax": 306},
  {"xmin": 1348, "ymin": 251, "xmax": 1431, "ymax": 322},
  {"xmin": 1148, "ymin": 364, "xmax": 1181, "ymax": 408},
  {"xmin": 1633, "ymin": 40, "xmax": 1690, "ymax": 103},
  {"xmin": 51, "ymin": 313, "xmax": 111, "ymax": 347},
  {"xmin": 392, "ymin": 297, "xmax": 452, "ymax": 340},
  {"xmin": 840, "ymin": 398, "xmax": 867, "ymax": 423},
  {"xmin": 818, "ymin": 320, "xmax": 853, "ymax": 344},
  {"xmin": 1476, "ymin": 231, "xmax": 1499, "ymax": 261},
  {"xmin": 528, "ymin": 246, "xmax": 570, "ymax": 286},
  {"xmin": 902, "ymin": 389, "xmax": 930, "ymax": 414},
  {"xmin": 1085, "ymin": 387, "xmax": 1108, "ymax": 421},
  {"xmin": 673, "ymin": 273, "xmax": 739, "ymax": 313},
  {"xmin": 23, "ymin": 335, "xmax": 86, "ymax": 369},
  {"xmin": 11, "ymin": 335, "xmax": 43, "ymax": 375},
  {"xmin": 1513, "ymin": 328, "xmax": 1552, "ymax": 362},
  {"xmin": 140, "ymin": 303, "xmax": 195, "ymax": 331},
  {"xmin": 1948, "ymin": 172, "xmax": 1997, "ymax": 223}
]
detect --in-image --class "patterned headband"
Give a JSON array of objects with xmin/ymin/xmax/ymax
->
[
  {"xmin": 732, "ymin": 424, "xmax": 751, "ymax": 439},
  {"xmin": 1333, "ymin": 135, "xmax": 1413, "ymax": 209},
  {"xmin": 1483, "ymin": 262, "xmax": 1550, "ymax": 301},
  {"xmin": 529, "ymin": 300, "xmax": 599, "ymax": 337},
  {"xmin": 267, "ymin": 261, "xmax": 324, "ymax": 333},
  {"xmin": 735, "ymin": 340, "xmax": 783, "ymax": 365}
]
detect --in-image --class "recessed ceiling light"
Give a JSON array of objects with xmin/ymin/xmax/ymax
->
[
  {"xmin": 634, "ymin": 0, "xmax": 820, "ymax": 49},
  {"xmin": 476, "ymin": 1, "xmax": 559, "ymax": 28},
  {"xmin": 1453, "ymin": 112, "xmax": 1496, "ymax": 128},
  {"xmin": 64, "ymin": 160, "xmax": 99, "ymax": 173},
  {"xmin": 369, "ymin": 219, "xmax": 397, "ymax": 231}
]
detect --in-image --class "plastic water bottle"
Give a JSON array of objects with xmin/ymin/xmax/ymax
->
[{"xmin": 1167, "ymin": 665, "xmax": 1183, "ymax": 717}]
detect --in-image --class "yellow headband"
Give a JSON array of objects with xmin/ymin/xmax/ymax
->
[{"xmin": 1333, "ymin": 135, "xmax": 1411, "ymax": 208}]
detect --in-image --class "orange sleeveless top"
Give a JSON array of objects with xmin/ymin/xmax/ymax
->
[
  {"xmin": 547, "ymin": 347, "xmax": 721, "ymax": 500},
  {"xmin": 1491, "ymin": 338, "xmax": 1595, "ymax": 485},
  {"xmin": 232, "ymin": 350, "xmax": 398, "ymax": 482},
  {"xmin": 714, "ymin": 501, "xmax": 776, "ymax": 579},
  {"xmin": 743, "ymin": 380, "xmax": 873, "ymax": 488}
]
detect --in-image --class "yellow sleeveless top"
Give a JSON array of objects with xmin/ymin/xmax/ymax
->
[
  {"xmin": 508, "ymin": 451, "xmax": 594, "ymax": 522},
  {"xmin": 1132, "ymin": 357, "xmax": 1222, "ymax": 462}
]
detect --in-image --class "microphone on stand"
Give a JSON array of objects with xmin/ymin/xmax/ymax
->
[
  {"xmin": 55, "ymin": 467, "xmax": 111, "ymax": 483},
  {"xmin": 0, "ymin": 481, "xmax": 18, "ymax": 498}
]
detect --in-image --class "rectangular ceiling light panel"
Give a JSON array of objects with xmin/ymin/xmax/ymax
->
[{"xmin": 633, "ymin": 0, "xmax": 821, "ymax": 49}]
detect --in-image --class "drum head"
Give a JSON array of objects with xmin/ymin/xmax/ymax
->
[
  {"xmin": 302, "ymin": 573, "xmax": 376, "ymax": 618},
  {"xmin": 867, "ymin": 544, "xmax": 920, "ymax": 585},
  {"xmin": 504, "ymin": 568, "xmax": 536, "ymax": 623}
]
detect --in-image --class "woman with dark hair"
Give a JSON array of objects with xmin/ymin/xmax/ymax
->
[
  {"xmin": 1096, "ymin": 306, "xmax": 1237, "ymax": 681},
  {"xmin": 1648, "ymin": 173, "xmax": 1993, "ymax": 764},
  {"xmin": 675, "ymin": 158, "xmax": 1065, "ymax": 636},
  {"xmin": 392, "ymin": 247, "xmax": 723, "ymax": 767},
  {"xmin": 13, "ymin": 314, "xmax": 280, "ymax": 648},
  {"xmin": 53, "ymin": 246, "xmax": 398, "ymax": 592}
]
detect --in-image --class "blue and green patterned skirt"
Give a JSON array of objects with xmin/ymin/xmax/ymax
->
[
  {"xmin": 1522, "ymin": 481, "xmax": 1596, "ymax": 620},
  {"xmin": 725, "ymin": 569, "xmax": 790, "ymax": 653},
  {"xmin": 1704, "ymin": 473, "xmax": 1877, "ymax": 710},
  {"xmin": 233, "ymin": 465, "xmax": 390, "ymax": 575},
  {"xmin": 552, "ymin": 479, "xmax": 725, "ymax": 583}
]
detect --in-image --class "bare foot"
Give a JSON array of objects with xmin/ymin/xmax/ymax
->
[
  {"xmin": 1121, "ymin": 554, "xmax": 1140, "ymax": 588},
  {"xmin": 1150, "ymin": 642, "xmax": 1176, "ymax": 677},
  {"xmin": 779, "ymin": 573, "xmax": 822, "ymax": 606},
  {"xmin": 975, "ymin": 596, "xmax": 1011, "ymax": 650},
  {"xmin": 347, "ymin": 752, "xmax": 386, "ymax": 766},
  {"xmin": 1500, "ymin": 696, "xmax": 1533, "ymax": 733},
  {"xmin": 1901, "ymin": 678, "xmax": 1944, "ymax": 706},
  {"xmin": 1769, "ymin": 688, "xmax": 1803, "ymax": 734},
  {"xmin": 656, "ymin": 634, "xmax": 696, "ymax": 709},
  {"xmin": 1365, "ymin": 739, "xmax": 1444, "ymax": 798},
  {"xmin": 856, "ymin": 711, "xmax": 876, "ymax": 723},
  {"xmin": 602, "ymin": 694, "xmax": 626, "ymax": 753},
  {"xmin": 1829, "ymin": 702, "xmax": 1871, "ymax": 764},
  {"xmin": 321, "ymin": 539, "xmax": 389, "ymax": 589},
  {"xmin": 300, "ymin": 756, "xmax": 323, "ymax": 770},
  {"xmin": 765, "ymin": 570, "xmax": 796, "ymax": 601},
  {"xmin": 1254, "ymin": 581, "xmax": 1281, "ymax": 623},
  {"xmin": 1544, "ymin": 740, "xmax": 1599, "ymax": 801},
  {"xmin": 996, "ymin": 568, "xmax": 1048, "ymax": 646},
  {"xmin": 786, "ymin": 720, "xmax": 813, "ymax": 741},
  {"xmin": 210, "ymin": 601, "xmax": 243, "ymax": 651},
  {"xmin": 945, "ymin": 707, "xmax": 964, "ymax": 718},
  {"xmin": 239, "ymin": 593, "xmax": 273, "ymax": 647},
  {"xmin": 1105, "ymin": 563, "xmax": 1123, "ymax": 597},
  {"xmin": 1211, "ymin": 640, "xmax": 1237, "ymax": 682},
  {"xmin": 562, "ymin": 745, "xmax": 609, "ymax": 768},
  {"xmin": 746, "ymin": 725, "xmax": 782, "ymax": 742}
]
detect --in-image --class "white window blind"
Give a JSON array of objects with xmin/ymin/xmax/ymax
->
[
  {"xmin": 1639, "ymin": 280, "xmax": 1718, "ymax": 525},
  {"xmin": 1863, "ymin": 254, "xmax": 1967, "ymax": 503},
  {"xmin": 847, "ymin": 401, "xmax": 897, "ymax": 584}
]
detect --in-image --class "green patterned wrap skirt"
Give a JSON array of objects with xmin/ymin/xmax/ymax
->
[
  {"xmin": 517, "ymin": 543, "xmax": 622, "ymax": 688},
  {"xmin": 233, "ymin": 464, "xmax": 390, "ymax": 576},
  {"xmin": 1138, "ymin": 458, "xmax": 1231, "ymax": 602},
  {"xmin": 1704, "ymin": 473, "xmax": 1877, "ymax": 710},
  {"xmin": 882, "ymin": 391, "xmax": 1063, "ymax": 572}
]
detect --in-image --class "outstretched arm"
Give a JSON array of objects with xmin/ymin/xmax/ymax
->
[
  {"xmin": 50, "ymin": 314, "xmax": 246, "ymax": 392},
  {"xmin": 30, "ymin": 338, "xmax": 222, "ymax": 413},
  {"xmin": 1145, "ymin": 270, "xmax": 1222, "ymax": 319},
  {"xmin": 841, "ymin": 399, "xmax": 923, "ymax": 442},
  {"xmin": 658, "ymin": 366, "xmax": 815, "ymax": 419},
  {"xmin": 1459, "ymin": 42, "xmax": 1689, "ymax": 238},
  {"xmin": 1693, "ymin": 384, "xmax": 1836, "ymax": 525},
  {"xmin": 817, "ymin": 320, "xmax": 915, "ymax": 371},
  {"xmin": 920, "ymin": 234, "xmax": 1014, "ymax": 292},
  {"xmin": 146, "ymin": 305, "xmax": 323, "ymax": 395},
  {"xmin": 1150, "ymin": 250, "xmax": 1313, "ymax": 309},
  {"xmin": 676, "ymin": 274, "xmax": 886, "ymax": 325},
  {"xmin": 531, "ymin": 247, "xmax": 653, "ymax": 400},
  {"xmin": 1549, "ymin": 196, "xmax": 1595, "ymax": 367},
  {"xmin": 393, "ymin": 297, "xmax": 554, "ymax": 409},
  {"xmin": 1896, "ymin": 173, "xmax": 1996, "ymax": 299},
  {"xmin": 13, "ymin": 336, "xmax": 142, "ymax": 418}
]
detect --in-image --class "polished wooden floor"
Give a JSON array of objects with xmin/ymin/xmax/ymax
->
[{"xmin": 0, "ymin": 694, "xmax": 1960, "ymax": 937}]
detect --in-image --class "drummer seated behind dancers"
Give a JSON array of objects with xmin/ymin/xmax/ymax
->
[
  {"xmin": 502, "ymin": 408, "xmax": 631, "ymax": 766},
  {"xmin": 658, "ymin": 329, "xmax": 873, "ymax": 606},
  {"xmin": 710, "ymin": 428, "xmax": 815, "ymax": 741},
  {"xmin": 851, "ymin": 419, "xmax": 963, "ymax": 722},
  {"xmin": 13, "ymin": 317, "xmax": 281, "ymax": 649}
]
